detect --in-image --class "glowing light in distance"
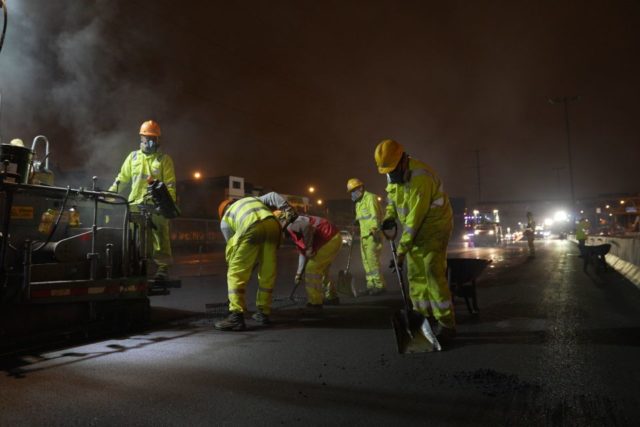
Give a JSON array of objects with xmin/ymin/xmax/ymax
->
[
  {"xmin": 554, "ymin": 211, "xmax": 568, "ymax": 222},
  {"xmin": 193, "ymin": 171, "xmax": 202, "ymax": 179}
]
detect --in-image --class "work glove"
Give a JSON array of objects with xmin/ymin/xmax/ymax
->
[
  {"xmin": 381, "ymin": 218, "xmax": 396, "ymax": 231},
  {"xmin": 294, "ymin": 273, "xmax": 303, "ymax": 285}
]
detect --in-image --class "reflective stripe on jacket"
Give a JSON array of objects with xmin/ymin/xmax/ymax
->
[
  {"xmin": 109, "ymin": 150, "xmax": 177, "ymax": 204},
  {"xmin": 385, "ymin": 158, "xmax": 453, "ymax": 255},
  {"xmin": 355, "ymin": 191, "xmax": 383, "ymax": 236},
  {"xmin": 222, "ymin": 197, "xmax": 275, "ymax": 246}
]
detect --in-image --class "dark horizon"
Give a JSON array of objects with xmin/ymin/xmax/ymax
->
[{"xmin": 1, "ymin": 0, "xmax": 639, "ymax": 204}]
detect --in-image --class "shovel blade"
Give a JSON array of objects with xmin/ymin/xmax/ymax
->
[
  {"xmin": 391, "ymin": 309, "xmax": 437, "ymax": 354},
  {"xmin": 337, "ymin": 270, "xmax": 356, "ymax": 297}
]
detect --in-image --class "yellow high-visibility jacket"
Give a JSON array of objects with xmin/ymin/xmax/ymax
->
[
  {"xmin": 221, "ymin": 197, "xmax": 277, "ymax": 262},
  {"xmin": 355, "ymin": 191, "xmax": 384, "ymax": 237},
  {"xmin": 109, "ymin": 150, "xmax": 176, "ymax": 204},
  {"xmin": 576, "ymin": 220, "xmax": 589, "ymax": 240},
  {"xmin": 385, "ymin": 158, "xmax": 453, "ymax": 255}
]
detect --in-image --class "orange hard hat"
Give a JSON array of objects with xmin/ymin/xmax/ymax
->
[
  {"xmin": 218, "ymin": 199, "xmax": 234, "ymax": 219},
  {"xmin": 140, "ymin": 120, "xmax": 162, "ymax": 137},
  {"xmin": 374, "ymin": 139, "xmax": 404, "ymax": 174}
]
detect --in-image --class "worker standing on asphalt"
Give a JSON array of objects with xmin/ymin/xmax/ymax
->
[
  {"xmin": 576, "ymin": 217, "xmax": 589, "ymax": 258},
  {"xmin": 346, "ymin": 178, "xmax": 386, "ymax": 295},
  {"xmin": 524, "ymin": 211, "xmax": 536, "ymax": 257},
  {"xmin": 374, "ymin": 139, "xmax": 456, "ymax": 341},
  {"xmin": 215, "ymin": 192, "xmax": 295, "ymax": 331},
  {"xmin": 281, "ymin": 213, "xmax": 342, "ymax": 308},
  {"xmin": 109, "ymin": 120, "xmax": 176, "ymax": 281}
]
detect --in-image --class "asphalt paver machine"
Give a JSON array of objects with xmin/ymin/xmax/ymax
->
[{"xmin": 0, "ymin": 142, "xmax": 155, "ymax": 348}]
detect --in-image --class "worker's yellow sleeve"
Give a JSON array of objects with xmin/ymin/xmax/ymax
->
[
  {"xmin": 397, "ymin": 175, "xmax": 434, "ymax": 255},
  {"xmin": 160, "ymin": 154, "xmax": 177, "ymax": 202},
  {"xmin": 109, "ymin": 151, "xmax": 134, "ymax": 192}
]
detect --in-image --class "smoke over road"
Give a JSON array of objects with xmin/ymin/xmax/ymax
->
[{"xmin": 0, "ymin": 1, "xmax": 639, "ymax": 200}]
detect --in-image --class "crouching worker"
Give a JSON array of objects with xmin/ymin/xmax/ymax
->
[
  {"xmin": 279, "ymin": 213, "xmax": 342, "ymax": 308},
  {"xmin": 215, "ymin": 193, "xmax": 294, "ymax": 331}
]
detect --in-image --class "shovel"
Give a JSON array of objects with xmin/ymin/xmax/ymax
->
[
  {"xmin": 384, "ymin": 225, "xmax": 441, "ymax": 354},
  {"xmin": 337, "ymin": 231, "xmax": 357, "ymax": 297}
]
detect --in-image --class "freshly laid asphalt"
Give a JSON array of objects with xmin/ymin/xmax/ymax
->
[{"xmin": 1, "ymin": 239, "xmax": 640, "ymax": 426}]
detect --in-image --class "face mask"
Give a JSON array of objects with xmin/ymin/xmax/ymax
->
[
  {"xmin": 140, "ymin": 138, "xmax": 158, "ymax": 154},
  {"xmin": 351, "ymin": 189, "xmax": 363, "ymax": 202},
  {"xmin": 387, "ymin": 166, "xmax": 405, "ymax": 184}
]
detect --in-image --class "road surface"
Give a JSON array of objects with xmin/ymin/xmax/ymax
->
[{"xmin": 1, "ymin": 239, "xmax": 639, "ymax": 426}]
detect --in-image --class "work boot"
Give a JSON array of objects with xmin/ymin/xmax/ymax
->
[
  {"xmin": 251, "ymin": 311, "xmax": 271, "ymax": 325},
  {"xmin": 214, "ymin": 312, "xmax": 246, "ymax": 331},
  {"xmin": 433, "ymin": 322, "xmax": 457, "ymax": 340},
  {"xmin": 324, "ymin": 296, "xmax": 340, "ymax": 306},
  {"xmin": 420, "ymin": 318, "xmax": 442, "ymax": 351},
  {"xmin": 153, "ymin": 266, "xmax": 169, "ymax": 281}
]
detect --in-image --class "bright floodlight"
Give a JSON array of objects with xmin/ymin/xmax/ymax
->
[
  {"xmin": 193, "ymin": 171, "xmax": 202, "ymax": 179},
  {"xmin": 544, "ymin": 218, "xmax": 554, "ymax": 227},
  {"xmin": 308, "ymin": 186, "xmax": 315, "ymax": 193},
  {"xmin": 317, "ymin": 199, "xmax": 323, "ymax": 205},
  {"xmin": 554, "ymin": 211, "xmax": 568, "ymax": 222}
]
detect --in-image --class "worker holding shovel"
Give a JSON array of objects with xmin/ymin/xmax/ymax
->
[
  {"xmin": 375, "ymin": 139, "xmax": 456, "ymax": 349},
  {"xmin": 346, "ymin": 178, "xmax": 386, "ymax": 296}
]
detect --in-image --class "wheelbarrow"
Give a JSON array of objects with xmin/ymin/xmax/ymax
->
[{"xmin": 446, "ymin": 258, "xmax": 492, "ymax": 315}]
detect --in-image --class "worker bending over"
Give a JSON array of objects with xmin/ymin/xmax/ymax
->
[
  {"xmin": 215, "ymin": 192, "xmax": 294, "ymax": 331},
  {"xmin": 281, "ymin": 213, "xmax": 342, "ymax": 308}
]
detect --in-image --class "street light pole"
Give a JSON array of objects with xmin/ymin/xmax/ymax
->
[{"xmin": 548, "ymin": 96, "xmax": 581, "ymax": 210}]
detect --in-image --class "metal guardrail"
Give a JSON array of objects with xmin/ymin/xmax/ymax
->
[{"xmin": 169, "ymin": 218, "xmax": 222, "ymax": 251}]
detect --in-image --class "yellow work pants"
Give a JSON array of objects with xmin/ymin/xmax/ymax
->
[
  {"xmin": 226, "ymin": 218, "xmax": 280, "ymax": 314},
  {"xmin": 151, "ymin": 214, "xmax": 173, "ymax": 270},
  {"xmin": 360, "ymin": 232, "xmax": 385, "ymax": 290},
  {"xmin": 407, "ymin": 224, "xmax": 455, "ymax": 329},
  {"xmin": 305, "ymin": 233, "xmax": 342, "ymax": 305}
]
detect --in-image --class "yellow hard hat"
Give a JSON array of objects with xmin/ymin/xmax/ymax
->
[
  {"xmin": 218, "ymin": 199, "xmax": 233, "ymax": 219},
  {"xmin": 9, "ymin": 138, "xmax": 25, "ymax": 147},
  {"xmin": 374, "ymin": 139, "xmax": 404, "ymax": 174},
  {"xmin": 140, "ymin": 120, "xmax": 162, "ymax": 137},
  {"xmin": 346, "ymin": 178, "xmax": 364, "ymax": 193}
]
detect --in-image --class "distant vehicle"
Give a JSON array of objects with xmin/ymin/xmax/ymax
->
[{"xmin": 464, "ymin": 222, "xmax": 502, "ymax": 246}]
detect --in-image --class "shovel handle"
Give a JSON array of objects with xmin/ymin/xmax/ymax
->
[
  {"xmin": 345, "ymin": 232, "xmax": 354, "ymax": 271},
  {"xmin": 389, "ymin": 239, "xmax": 412, "ymax": 313}
]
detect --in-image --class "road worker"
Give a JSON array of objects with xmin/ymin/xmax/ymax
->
[
  {"xmin": 374, "ymin": 139, "xmax": 456, "ymax": 342},
  {"xmin": 346, "ymin": 178, "xmax": 386, "ymax": 295},
  {"xmin": 280, "ymin": 213, "xmax": 342, "ymax": 308},
  {"xmin": 576, "ymin": 217, "xmax": 589, "ymax": 258},
  {"xmin": 524, "ymin": 211, "xmax": 536, "ymax": 257},
  {"xmin": 109, "ymin": 120, "xmax": 176, "ymax": 281},
  {"xmin": 215, "ymin": 192, "xmax": 294, "ymax": 331}
]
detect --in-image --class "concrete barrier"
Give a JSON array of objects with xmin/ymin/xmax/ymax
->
[{"xmin": 585, "ymin": 235, "xmax": 640, "ymax": 288}]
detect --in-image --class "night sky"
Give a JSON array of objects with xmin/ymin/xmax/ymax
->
[{"xmin": 0, "ymin": 0, "xmax": 638, "ymax": 204}]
